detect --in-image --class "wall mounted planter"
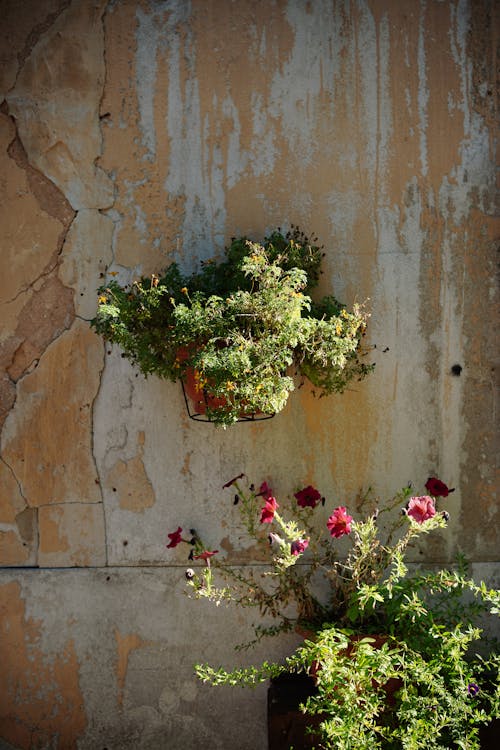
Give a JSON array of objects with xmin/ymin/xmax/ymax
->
[
  {"xmin": 90, "ymin": 229, "xmax": 373, "ymax": 427},
  {"xmin": 180, "ymin": 374, "xmax": 274, "ymax": 423}
]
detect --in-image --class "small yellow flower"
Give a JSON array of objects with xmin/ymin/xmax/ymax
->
[
  {"xmin": 194, "ymin": 372, "xmax": 207, "ymax": 391},
  {"xmin": 336, "ymin": 323, "xmax": 342, "ymax": 336},
  {"xmin": 98, "ymin": 295, "xmax": 107, "ymax": 304},
  {"xmin": 181, "ymin": 287, "xmax": 188, "ymax": 295},
  {"xmin": 226, "ymin": 381, "xmax": 235, "ymax": 391},
  {"xmin": 109, "ymin": 271, "xmax": 118, "ymax": 277}
]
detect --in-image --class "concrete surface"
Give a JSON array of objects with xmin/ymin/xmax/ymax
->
[{"xmin": 1, "ymin": 1, "xmax": 498, "ymax": 747}]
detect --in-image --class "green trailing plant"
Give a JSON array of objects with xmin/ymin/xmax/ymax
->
[
  {"xmin": 167, "ymin": 475, "xmax": 500, "ymax": 749},
  {"xmin": 91, "ymin": 228, "xmax": 373, "ymax": 426}
]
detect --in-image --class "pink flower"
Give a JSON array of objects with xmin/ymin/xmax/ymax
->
[
  {"xmin": 290, "ymin": 538, "xmax": 309, "ymax": 556},
  {"xmin": 327, "ymin": 507, "xmax": 353, "ymax": 538},
  {"xmin": 407, "ymin": 495, "xmax": 436, "ymax": 523},
  {"xmin": 260, "ymin": 496, "xmax": 278, "ymax": 523},
  {"xmin": 166, "ymin": 527, "xmax": 184, "ymax": 548},
  {"xmin": 259, "ymin": 481, "xmax": 273, "ymax": 500},
  {"xmin": 425, "ymin": 477, "xmax": 454, "ymax": 498},
  {"xmin": 193, "ymin": 550, "xmax": 219, "ymax": 563},
  {"xmin": 294, "ymin": 485, "xmax": 322, "ymax": 509}
]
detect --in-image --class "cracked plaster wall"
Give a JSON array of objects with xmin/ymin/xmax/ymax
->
[{"xmin": 0, "ymin": 1, "xmax": 498, "ymax": 748}]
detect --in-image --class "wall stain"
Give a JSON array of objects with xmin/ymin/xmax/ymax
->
[
  {"xmin": 115, "ymin": 629, "xmax": 151, "ymax": 707},
  {"xmin": 0, "ymin": 581, "xmax": 87, "ymax": 749}
]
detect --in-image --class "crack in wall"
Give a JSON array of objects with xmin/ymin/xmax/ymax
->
[
  {"xmin": 0, "ymin": 96, "xmax": 76, "ymax": 436},
  {"xmin": 89, "ymin": 346, "xmax": 109, "ymax": 567},
  {"xmin": 89, "ymin": 1, "xmax": 118, "ymax": 569},
  {"xmin": 6, "ymin": 120, "xmax": 75, "ymax": 224},
  {"xmin": 0, "ymin": 455, "xmax": 27, "ymax": 506},
  {"xmin": 0, "ymin": 455, "xmax": 38, "ymax": 567},
  {"xmin": 1, "ymin": 85, "xmax": 106, "ymax": 558},
  {"xmin": 13, "ymin": 1, "xmax": 73, "ymax": 93}
]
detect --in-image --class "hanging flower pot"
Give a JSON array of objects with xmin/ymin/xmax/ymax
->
[
  {"xmin": 91, "ymin": 228, "xmax": 373, "ymax": 427},
  {"xmin": 177, "ymin": 346, "xmax": 274, "ymax": 422},
  {"xmin": 180, "ymin": 371, "xmax": 274, "ymax": 422}
]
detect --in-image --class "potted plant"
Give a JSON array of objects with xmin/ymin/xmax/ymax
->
[
  {"xmin": 167, "ymin": 475, "xmax": 500, "ymax": 749},
  {"xmin": 91, "ymin": 228, "xmax": 373, "ymax": 426}
]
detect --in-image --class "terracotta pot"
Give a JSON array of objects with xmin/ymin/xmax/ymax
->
[
  {"xmin": 176, "ymin": 346, "xmax": 224, "ymax": 416},
  {"xmin": 268, "ymin": 672, "xmax": 321, "ymax": 750},
  {"xmin": 177, "ymin": 346, "xmax": 273, "ymax": 422},
  {"xmin": 181, "ymin": 366, "xmax": 228, "ymax": 416}
]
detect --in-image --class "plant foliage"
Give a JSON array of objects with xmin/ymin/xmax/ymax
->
[
  {"xmin": 91, "ymin": 228, "xmax": 373, "ymax": 425},
  {"xmin": 168, "ymin": 477, "xmax": 500, "ymax": 749}
]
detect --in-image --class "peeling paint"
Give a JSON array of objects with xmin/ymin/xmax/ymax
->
[
  {"xmin": 6, "ymin": 0, "xmax": 113, "ymax": 209},
  {"xmin": 105, "ymin": 431, "xmax": 155, "ymax": 513},
  {"xmin": 0, "ymin": 0, "xmax": 498, "ymax": 746},
  {"xmin": 115, "ymin": 629, "xmax": 149, "ymax": 707},
  {"xmin": 1, "ymin": 322, "xmax": 104, "ymax": 510},
  {"xmin": 0, "ymin": 581, "xmax": 87, "ymax": 749}
]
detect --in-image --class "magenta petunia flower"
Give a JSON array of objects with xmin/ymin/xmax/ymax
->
[
  {"xmin": 327, "ymin": 507, "xmax": 353, "ymax": 538},
  {"xmin": 166, "ymin": 526, "xmax": 184, "ymax": 548},
  {"xmin": 407, "ymin": 495, "xmax": 436, "ymax": 523},
  {"xmin": 259, "ymin": 481, "xmax": 273, "ymax": 500},
  {"xmin": 294, "ymin": 485, "xmax": 322, "ymax": 509},
  {"xmin": 425, "ymin": 477, "xmax": 454, "ymax": 498},
  {"xmin": 260, "ymin": 496, "xmax": 279, "ymax": 524},
  {"xmin": 290, "ymin": 538, "xmax": 309, "ymax": 556},
  {"xmin": 193, "ymin": 550, "xmax": 219, "ymax": 563}
]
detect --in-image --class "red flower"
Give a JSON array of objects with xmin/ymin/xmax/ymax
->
[
  {"xmin": 223, "ymin": 473, "xmax": 245, "ymax": 488},
  {"xmin": 425, "ymin": 477, "xmax": 454, "ymax": 498},
  {"xmin": 166, "ymin": 527, "xmax": 184, "ymax": 548},
  {"xmin": 290, "ymin": 538, "xmax": 309, "ymax": 556},
  {"xmin": 327, "ymin": 507, "xmax": 353, "ymax": 538},
  {"xmin": 260, "ymin": 496, "xmax": 278, "ymax": 524},
  {"xmin": 193, "ymin": 550, "xmax": 219, "ymax": 563},
  {"xmin": 259, "ymin": 481, "xmax": 273, "ymax": 500},
  {"xmin": 407, "ymin": 495, "xmax": 436, "ymax": 523},
  {"xmin": 294, "ymin": 485, "xmax": 322, "ymax": 508}
]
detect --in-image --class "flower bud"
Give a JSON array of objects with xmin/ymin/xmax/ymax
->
[{"xmin": 268, "ymin": 532, "xmax": 284, "ymax": 546}]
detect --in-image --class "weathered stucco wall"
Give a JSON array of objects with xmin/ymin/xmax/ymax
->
[{"xmin": 0, "ymin": 1, "xmax": 498, "ymax": 747}]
